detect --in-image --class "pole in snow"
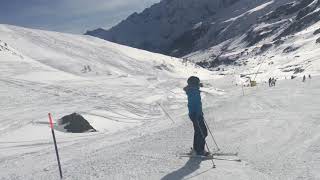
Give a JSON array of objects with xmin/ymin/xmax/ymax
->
[
  {"xmin": 158, "ymin": 102, "xmax": 175, "ymax": 123},
  {"xmin": 203, "ymin": 118, "xmax": 220, "ymax": 151},
  {"xmin": 48, "ymin": 113, "xmax": 63, "ymax": 179}
]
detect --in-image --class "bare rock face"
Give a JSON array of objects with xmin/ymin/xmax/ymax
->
[
  {"xmin": 277, "ymin": 10, "xmax": 320, "ymax": 40},
  {"xmin": 260, "ymin": 43, "xmax": 273, "ymax": 53},
  {"xmin": 283, "ymin": 46, "xmax": 300, "ymax": 53},
  {"xmin": 314, "ymin": 28, "xmax": 320, "ymax": 35},
  {"xmin": 316, "ymin": 37, "xmax": 320, "ymax": 44}
]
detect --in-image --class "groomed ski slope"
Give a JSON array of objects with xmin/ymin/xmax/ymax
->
[{"xmin": 0, "ymin": 25, "xmax": 320, "ymax": 179}]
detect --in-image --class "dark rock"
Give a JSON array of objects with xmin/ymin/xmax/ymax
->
[
  {"xmin": 209, "ymin": 56, "xmax": 237, "ymax": 68},
  {"xmin": 274, "ymin": 39, "xmax": 285, "ymax": 46},
  {"xmin": 261, "ymin": 3, "xmax": 295, "ymax": 21},
  {"xmin": 260, "ymin": 43, "xmax": 273, "ymax": 52},
  {"xmin": 196, "ymin": 61, "xmax": 210, "ymax": 68},
  {"xmin": 58, "ymin": 113, "xmax": 96, "ymax": 133},
  {"xmin": 260, "ymin": 0, "xmax": 314, "ymax": 22},
  {"xmin": 296, "ymin": 0, "xmax": 319, "ymax": 20},
  {"xmin": 316, "ymin": 37, "xmax": 320, "ymax": 43},
  {"xmin": 276, "ymin": 9, "xmax": 320, "ymax": 39},
  {"xmin": 167, "ymin": 23, "xmax": 210, "ymax": 57},
  {"xmin": 244, "ymin": 24, "xmax": 281, "ymax": 46},
  {"xmin": 196, "ymin": 55, "xmax": 236, "ymax": 69},
  {"xmin": 283, "ymin": 46, "xmax": 300, "ymax": 53},
  {"xmin": 294, "ymin": 67, "xmax": 304, "ymax": 74},
  {"xmin": 314, "ymin": 28, "xmax": 320, "ymax": 35},
  {"xmin": 291, "ymin": 75, "xmax": 297, "ymax": 79}
]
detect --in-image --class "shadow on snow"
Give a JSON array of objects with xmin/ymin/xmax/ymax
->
[{"xmin": 161, "ymin": 158, "xmax": 212, "ymax": 180}]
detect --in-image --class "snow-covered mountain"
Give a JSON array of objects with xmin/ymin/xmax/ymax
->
[
  {"xmin": 85, "ymin": 0, "xmax": 287, "ymax": 55},
  {"xmin": 186, "ymin": 0, "xmax": 320, "ymax": 83},
  {"xmin": 85, "ymin": 0, "xmax": 248, "ymax": 55},
  {"xmin": 86, "ymin": 0, "xmax": 320, "ymax": 68}
]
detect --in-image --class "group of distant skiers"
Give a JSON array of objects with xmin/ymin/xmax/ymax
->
[
  {"xmin": 268, "ymin": 77, "xmax": 277, "ymax": 87},
  {"xmin": 302, "ymin": 74, "xmax": 312, "ymax": 82},
  {"xmin": 81, "ymin": 65, "xmax": 92, "ymax": 73},
  {"xmin": 269, "ymin": 74, "xmax": 312, "ymax": 86}
]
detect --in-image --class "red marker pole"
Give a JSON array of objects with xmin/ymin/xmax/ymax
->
[{"xmin": 48, "ymin": 113, "xmax": 63, "ymax": 179}]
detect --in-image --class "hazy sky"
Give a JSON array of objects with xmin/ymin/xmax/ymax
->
[{"xmin": 0, "ymin": 0, "xmax": 160, "ymax": 34}]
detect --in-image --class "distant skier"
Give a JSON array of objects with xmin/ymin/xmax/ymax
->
[
  {"xmin": 303, "ymin": 75, "xmax": 306, "ymax": 82},
  {"xmin": 272, "ymin": 78, "xmax": 277, "ymax": 86},
  {"xmin": 87, "ymin": 65, "xmax": 92, "ymax": 72},
  {"xmin": 183, "ymin": 76, "xmax": 209, "ymax": 156},
  {"xmin": 269, "ymin": 77, "xmax": 276, "ymax": 87},
  {"xmin": 309, "ymin": 74, "xmax": 312, "ymax": 79},
  {"xmin": 268, "ymin": 77, "xmax": 272, "ymax": 87}
]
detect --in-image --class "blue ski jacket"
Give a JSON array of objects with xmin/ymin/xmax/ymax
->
[{"xmin": 184, "ymin": 85, "xmax": 203, "ymax": 121}]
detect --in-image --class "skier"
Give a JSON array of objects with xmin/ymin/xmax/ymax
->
[
  {"xmin": 87, "ymin": 65, "xmax": 92, "ymax": 72},
  {"xmin": 309, "ymin": 74, "xmax": 312, "ymax": 79},
  {"xmin": 183, "ymin": 76, "xmax": 209, "ymax": 156},
  {"xmin": 303, "ymin": 75, "xmax": 306, "ymax": 82},
  {"xmin": 268, "ymin": 77, "xmax": 272, "ymax": 87}
]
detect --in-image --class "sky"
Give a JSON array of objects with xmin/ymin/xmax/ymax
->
[{"xmin": 0, "ymin": 0, "xmax": 160, "ymax": 34}]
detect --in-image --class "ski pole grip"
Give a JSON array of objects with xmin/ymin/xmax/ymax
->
[{"xmin": 48, "ymin": 113, "xmax": 54, "ymax": 129}]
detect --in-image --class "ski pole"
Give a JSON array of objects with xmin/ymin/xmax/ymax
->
[
  {"xmin": 203, "ymin": 118, "xmax": 220, "ymax": 151},
  {"xmin": 195, "ymin": 91, "xmax": 220, "ymax": 151},
  {"xmin": 158, "ymin": 102, "xmax": 175, "ymax": 123},
  {"xmin": 48, "ymin": 113, "xmax": 63, "ymax": 179},
  {"xmin": 196, "ymin": 119, "xmax": 215, "ymax": 168}
]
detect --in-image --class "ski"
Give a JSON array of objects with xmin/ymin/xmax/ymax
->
[
  {"xmin": 211, "ymin": 152, "xmax": 238, "ymax": 156},
  {"xmin": 179, "ymin": 153, "xmax": 215, "ymax": 160},
  {"xmin": 179, "ymin": 148, "xmax": 241, "ymax": 162},
  {"xmin": 211, "ymin": 157, "xmax": 241, "ymax": 162},
  {"xmin": 187, "ymin": 148, "xmax": 238, "ymax": 157},
  {"xmin": 179, "ymin": 154, "xmax": 241, "ymax": 162}
]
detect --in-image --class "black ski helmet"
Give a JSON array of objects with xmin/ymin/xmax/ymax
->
[{"xmin": 187, "ymin": 76, "xmax": 200, "ymax": 86}]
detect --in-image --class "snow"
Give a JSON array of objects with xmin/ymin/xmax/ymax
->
[
  {"xmin": 248, "ymin": 1, "xmax": 274, "ymax": 14},
  {"xmin": 223, "ymin": 0, "xmax": 274, "ymax": 23},
  {"xmin": 1, "ymin": 24, "xmax": 320, "ymax": 179},
  {"xmin": 192, "ymin": 22, "xmax": 203, "ymax": 30}
]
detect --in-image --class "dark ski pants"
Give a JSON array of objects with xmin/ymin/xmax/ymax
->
[{"xmin": 190, "ymin": 116, "xmax": 208, "ymax": 154}]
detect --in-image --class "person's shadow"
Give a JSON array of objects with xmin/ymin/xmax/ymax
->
[{"xmin": 161, "ymin": 158, "xmax": 204, "ymax": 180}]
